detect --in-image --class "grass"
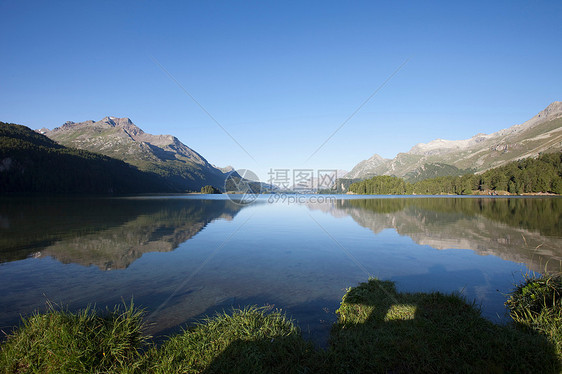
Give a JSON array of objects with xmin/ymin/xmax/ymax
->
[
  {"xmin": 142, "ymin": 306, "xmax": 314, "ymax": 374},
  {"xmin": 0, "ymin": 301, "xmax": 147, "ymax": 373},
  {"xmin": 1, "ymin": 278, "xmax": 561, "ymax": 373},
  {"xmin": 318, "ymin": 279, "xmax": 560, "ymax": 373},
  {"xmin": 506, "ymin": 273, "xmax": 562, "ymax": 358}
]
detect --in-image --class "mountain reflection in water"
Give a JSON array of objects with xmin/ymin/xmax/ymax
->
[
  {"xmin": 308, "ymin": 197, "xmax": 562, "ymax": 273},
  {"xmin": 0, "ymin": 196, "xmax": 244, "ymax": 269}
]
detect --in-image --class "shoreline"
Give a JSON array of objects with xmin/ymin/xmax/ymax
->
[{"xmin": 2, "ymin": 276, "xmax": 560, "ymax": 373}]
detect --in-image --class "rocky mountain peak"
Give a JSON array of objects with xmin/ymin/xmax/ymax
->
[
  {"xmin": 367, "ymin": 154, "xmax": 386, "ymax": 162},
  {"xmin": 99, "ymin": 116, "xmax": 135, "ymax": 127},
  {"xmin": 100, "ymin": 116, "xmax": 117, "ymax": 126},
  {"xmin": 346, "ymin": 153, "xmax": 390, "ymax": 179},
  {"xmin": 60, "ymin": 121, "xmax": 76, "ymax": 130},
  {"xmin": 538, "ymin": 101, "xmax": 562, "ymax": 119}
]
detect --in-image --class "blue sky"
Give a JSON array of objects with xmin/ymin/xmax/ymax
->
[{"xmin": 1, "ymin": 0, "xmax": 561, "ymax": 181}]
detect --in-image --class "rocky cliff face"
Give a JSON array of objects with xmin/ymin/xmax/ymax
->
[
  {"xmin": 346, "ymin": 154, "xmax": 390, "ymax": 179},
  {"xmin": 347, "ymin": 101, "xmax": 562, "ymax": 180},
  {"xmin": 43, "ymin": 116, "xmax": 230, "ymax": 191}
]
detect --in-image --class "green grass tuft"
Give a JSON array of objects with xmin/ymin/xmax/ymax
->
[
  {"xmin": 0, "ymin": 301, "xmax": 147, "ymax": 373},
  {"xmin": 506, "ymin": 273, "xmax": 562, "ymax": 358},
  {"xmin": 142, "ymin": 306, "xmax": 314, "ymax": 373}
]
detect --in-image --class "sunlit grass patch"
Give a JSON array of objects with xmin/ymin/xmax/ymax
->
[{"xmin": 384, "ymin": 304, "xmax": 417, "ymax": 321}]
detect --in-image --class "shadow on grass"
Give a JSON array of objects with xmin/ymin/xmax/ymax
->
[
  {"xmin": 203, "ymin": 280, "xmax": 561, "ymax": 374},
  {"xmin": 201, "ymin": 335, "xmax": 314, "ymax": 374},
  {"xmin": 319, "ymin": 279, "xmax": 561, "ymax": 373}
]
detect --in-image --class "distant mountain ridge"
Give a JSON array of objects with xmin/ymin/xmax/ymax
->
[
  {"xmin": 347, "ymin": 101, "xmax": 562, "ymax": 181},
  {"xmin": 42, "ymin": 116, "xmax": 232, "ymax": 191}
]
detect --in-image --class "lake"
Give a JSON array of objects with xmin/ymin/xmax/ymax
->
[{"xmin": 1, "ymin": 194, "xmax": 561, "ymax": 346}]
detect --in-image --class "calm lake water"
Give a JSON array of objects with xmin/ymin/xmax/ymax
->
[{"xmin": 1, "ymin": 195, "xmax": 561, "ymax": 346}]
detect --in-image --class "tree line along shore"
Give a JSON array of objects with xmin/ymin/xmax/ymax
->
[{"xmin": 345, "ymin": 152, "xmax": 562, "ymax": 196}]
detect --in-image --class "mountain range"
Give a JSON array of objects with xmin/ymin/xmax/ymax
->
[
  {"xmin": 3, "ymin": 101, "xmax": 561, "ymax": 194},
  {"xmin": 346, "ymin": 101, "xmax": 562, "ymax": 181},
  {"xmin": 41, "ymin": 116, "xmax": 232, "ymax": 192}
]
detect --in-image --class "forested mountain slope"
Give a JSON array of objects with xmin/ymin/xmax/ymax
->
[{"xmin": 0, "ymin": 121, "xmax": 172, "ymax": 193}]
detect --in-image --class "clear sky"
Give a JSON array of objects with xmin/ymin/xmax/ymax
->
[{"xmin": 1, "ymin": 0, "xmax": 561, "ymax": 182}]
